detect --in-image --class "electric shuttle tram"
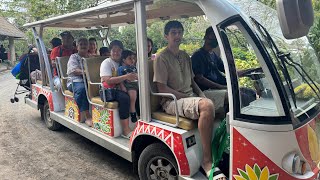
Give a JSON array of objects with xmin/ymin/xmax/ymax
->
[{"xmin": 23, "ymin": 0, "xmax": 320, "ymax": 179}]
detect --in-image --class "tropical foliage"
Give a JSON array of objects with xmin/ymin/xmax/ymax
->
[{"xmin": 0, "ymin": 0, "xmax": 319, "ymax": 65}]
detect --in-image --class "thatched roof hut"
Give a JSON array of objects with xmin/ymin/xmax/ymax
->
[{"xmin": 0, "ymin": 17, "xmax": 25, "ymax": 65}]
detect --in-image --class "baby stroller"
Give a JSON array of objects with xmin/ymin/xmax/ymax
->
[{"xmin": 10, "ymin": 53, "xmax": 40, "ymax": 103}]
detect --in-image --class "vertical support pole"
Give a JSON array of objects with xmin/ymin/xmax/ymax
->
[
  {"xmin": 134, "ymin": 0, "xmax": 151, "ymax": 122},
  {"xmin": 8, "ymin": 37, "xmax": 15, "ymax": 66},
  {"xmin": 32, "ymin": 26, "xmax": 55, "ymax": 91}
]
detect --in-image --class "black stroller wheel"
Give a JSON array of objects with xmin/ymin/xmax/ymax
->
[
  {"xmin": 14, "ymin": 97, "xmax": 19, "ymax": 102},
  {"xmin": 10, "ymin": 98, "xmax": 15, "ymax": 103}
]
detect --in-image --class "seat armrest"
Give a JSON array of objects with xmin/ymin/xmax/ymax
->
[
  {"xmin": 88, "ymin": 82, "xmax": 111, "ymax": 108},
  {"xmin": 151, "ymin": 92, "xmax": 179, "ymax": 127},
  {"xmin": 60, "ymin": 76, "xmax": 74, "ymax": 97}
]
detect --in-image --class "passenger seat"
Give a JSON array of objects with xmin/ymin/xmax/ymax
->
[
  {"xmin": 83, "ymin": 57, "xmax": 118, "ymax": 109},
  {"xmin": 56, "ymin": 56, "xmax": 73, "ymax": 97}
]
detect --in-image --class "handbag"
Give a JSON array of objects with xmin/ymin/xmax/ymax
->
[{"xmin": 99, "ymin": 87, "xmax": 116, "ymax": 102}]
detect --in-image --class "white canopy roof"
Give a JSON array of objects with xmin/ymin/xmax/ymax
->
[{"xmin": 24, "ymin": 0, "xmax": 203, "ymax": 29}]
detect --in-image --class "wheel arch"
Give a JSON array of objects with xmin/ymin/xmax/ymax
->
[
  {"xmin": 131, "ymin": 134, "xmax": 177, "ymax": 174},
  {"xmin": 37, "ymin": 94, "xmax": 47, "ymax": 110}
]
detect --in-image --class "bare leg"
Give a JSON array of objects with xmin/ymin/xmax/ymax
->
[
  {"xmin": 84, "ymin": 110, "xmax": 92, "ymax": 127},
  {"xmin": 80, "ymin": 111, "xmax": 86, "ymax": 123},
  {"xmin": 128, "ymin": 90, "xmax": 137, "ymax": 113},
  {"xmin": 120, "ymin": 118, "xmax": 131, "ymax": 135},
  {"xmin": 198, "ymin": 98, "xmax": 214, "ymax": 172},
  {"xmin": 199, "ymin": 99, "xmax": 226, "ymax": 180},
  {"xmin": 85, "ymin": 110, "xmax": 91, "ymax": 119}
]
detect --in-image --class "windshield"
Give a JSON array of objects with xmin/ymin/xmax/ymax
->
[{"xmin": 250, "ymin": 17, "xmax": 320, "ymax": 123}]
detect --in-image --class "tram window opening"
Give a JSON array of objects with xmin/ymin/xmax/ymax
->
[{"xmin": 223, "ymin": 23, "xmax": 282, "ymax": 117}]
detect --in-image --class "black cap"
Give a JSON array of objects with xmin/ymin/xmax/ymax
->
[
  {"xmin": 205, "ymin": 27, "xmax": 214, "ymax": 37},
  {"xmin": 60, "ymin": 31, "xmax": 73, "ymax": 38}
]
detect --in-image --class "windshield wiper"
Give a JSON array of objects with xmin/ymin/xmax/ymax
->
[
  {"xmin": 250, "ymin": 17, "xmax": 320, "ymax": 104},
  {"xmin": 250, "ymin": 17, "xmax": 297, "ymax": 107},
  {"xmin": 279, "ymin": 52, "xmax": 320, "ymax": 100}
]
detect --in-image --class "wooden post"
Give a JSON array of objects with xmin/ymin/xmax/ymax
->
[{"xmin": 9, "ymin": 37, "xmax": 16, "ymax": 66}]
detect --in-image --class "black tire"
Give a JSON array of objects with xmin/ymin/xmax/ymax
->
[
  {"xmin": 138, "ymin": 143, "xmax": 178, "ymax": 180},
  {"xmin": 14, "ymin": 97, "xmax": 19, "ymax": 102},
  {"xmin": 41, "ymin": 101, "xmax": 62, "ymax": 131},
  {"xmin": 10, "ymin": 98, "xmax": 14, "ymax": 103}
]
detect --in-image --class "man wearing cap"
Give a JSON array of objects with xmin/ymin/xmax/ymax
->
[
  {"xmin": 50, "ymin": 31, "xmax": 76, "ymax": 77},
  {"xmin": 191, "ymin": 27, "xmax": 256, "ymax": 108},
  {"xmin": 191, "ymin": 27, "xmax": 228, "ymax": 114}
]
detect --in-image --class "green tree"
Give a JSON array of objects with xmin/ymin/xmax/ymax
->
[{"xmin": 0, "ymin": 0, "xmax": 107, "ymax": 57}]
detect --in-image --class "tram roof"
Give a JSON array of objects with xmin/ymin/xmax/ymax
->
[{"xmin": 23, "ymin": 0, "xmax": 203, "ymax": 29}]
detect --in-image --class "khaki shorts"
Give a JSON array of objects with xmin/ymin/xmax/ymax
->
[
  {"xmin": 161, "ymin": 89, "xmax": 227, "ymax": 120},
  {"xmin": 162, "ymin": 97, "xmax": 203, "ymax": 120}
]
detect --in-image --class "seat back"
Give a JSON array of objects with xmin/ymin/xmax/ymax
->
[
  {"xmin": 148, "ymin": 60, "xmax": 161, "ymax": 112},
  {"xmin": 56, "ymin": 56, "xmax": 70, "ymax": 92},
  {"xmin": 83, "ymin": 56, "xmax": 108, "ymax": 99}
]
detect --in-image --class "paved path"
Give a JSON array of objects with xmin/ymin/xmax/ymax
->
[{"xmin": 0, "ymin": 71, "xmax": 138, "ymax": 180}]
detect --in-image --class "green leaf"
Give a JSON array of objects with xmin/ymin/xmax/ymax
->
[
  {"xmin": 254, "ymin": 164, "xmax": 261, "ymax": 178},
  {"xmin": 238, "ymin": 169, "xmax": 249, "ymax": 180},
  {"xmin": 268, "ymin": 174, "xmax": 279, "ymax": 180}
]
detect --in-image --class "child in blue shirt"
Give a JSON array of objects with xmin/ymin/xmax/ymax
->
[{"xmin": 118, "ymin": 50, "xmax": 138, "ymax": 122}]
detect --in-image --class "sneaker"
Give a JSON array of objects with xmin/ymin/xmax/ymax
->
[{"xmin": 130, "ymin": 112, "xmax": 137, "ymax": 123}]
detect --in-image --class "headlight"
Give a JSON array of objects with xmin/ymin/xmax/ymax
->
[{"xmin": 282, "ymin": 152, "xmax": 306, "ymax": 175}]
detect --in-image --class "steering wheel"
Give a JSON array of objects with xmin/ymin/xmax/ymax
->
[{"xmin": 241, "ymin": 67, "xmax": 264, "ymax": 80}]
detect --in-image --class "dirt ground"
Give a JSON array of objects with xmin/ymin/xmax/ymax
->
[{"xmin": 0, "ymin": 71, "xmax": 138, "ymax": 180}]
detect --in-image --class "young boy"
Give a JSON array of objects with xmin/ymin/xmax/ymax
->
[
  {"xmin": 99, "ymin": 47, "xmax": 110, "ymax": 56},
  {"xmin": 153, "ymin": 20, "xmax": 226, "ymax": 179},
  {"xmin": 118, "ymin": 50, "xmax": 138, "ymax": 122}
]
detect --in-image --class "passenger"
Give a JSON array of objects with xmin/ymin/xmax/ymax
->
[
  {"xmin": 191, "ymin": 27, "xmax": 255, "ymax": 107},
  {"xmin": 67, "ymin": 37, "xmax": 92, "ymax": 126},
  {"xmin": 50, "ymin": 31, "xmax": 76, "ymax": 90},
  {"xmin": 118, "ymin": 50, "xmax": 138, "ymax": 123},
  {"xmin": 50, "ymin": 31, "xmax": 76, "ymax": 77},
  {"xmin": 50, "ymin": 37, "xmax": 62, "ymax": 49},
  {"xmin": 99, "ymin": 47, "xmax": 110, "ymax": 56},
  {"xmin": 147, "ymin": 37, "xmax": 155, "ymax": 60},
  {"xmin": 153, "ymin": 21, "xmax": 226, "ymax": 180},
  {"xmin": 73, "ymin": 40, "xmax": 77, "ymax": 50},
  {"xmin": 100, "ymin": 40, "xmax": 137, "ymax": 139},
  {"xmin": 131, "ymin": 51, "xmax": 137, "ymax": 66},
  {"xmin": 88, "ymin": 37, "xmax": 99, "ymax": 56}
]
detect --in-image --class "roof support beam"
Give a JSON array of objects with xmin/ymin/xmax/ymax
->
[
  {"xmin": 135, "ymin": 0, "xmax": 151, "ymax": 122},
  {"xmin": 8, "ymin": 37, "xmax": 15, "ymax": 66}
]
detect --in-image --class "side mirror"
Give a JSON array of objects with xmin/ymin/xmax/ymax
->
[{"xmin": 277, "ymin": 0, "xmax": 314, "ymax": 39}]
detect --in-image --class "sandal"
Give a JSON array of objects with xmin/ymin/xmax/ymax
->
[
  {"xmin": 121, "ymin": 131, "xmax": 133, "ymax": 140},
  {"xmin": 200, "ymin": 166, "xmax": 226, "ymax": 180}
]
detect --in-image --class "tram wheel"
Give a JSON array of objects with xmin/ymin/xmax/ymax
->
[
  {"xmin": 41, "ymin": 101, "xmax": 61, "ymax": 131},
  {"xmin": 138, "ymin": 143, "xmax": 178, "ymax": 180}
]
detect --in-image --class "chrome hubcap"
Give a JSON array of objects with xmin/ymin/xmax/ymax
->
[{"xmin": 147, "ymin": 157, "xmax": 177, "ymax": 180}]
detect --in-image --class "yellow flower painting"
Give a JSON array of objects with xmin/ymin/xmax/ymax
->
[{"xmin": 233, "ymin": 164, "xmax": 278, "ymax": 180}]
